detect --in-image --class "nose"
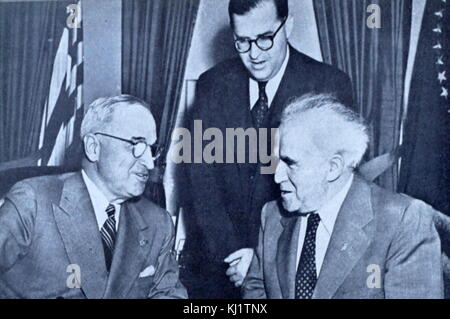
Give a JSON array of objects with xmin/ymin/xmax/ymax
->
[
  {"xmin": 274, "ymin": 161, "xmax": 286, "ymax": 184},
  {"xmin": 140, "ymin": 146, "xmax": 155, "ymax": 170},
  {"xmin": 249, "ymin": 41, "xmax": 262, "ymax": 60}
]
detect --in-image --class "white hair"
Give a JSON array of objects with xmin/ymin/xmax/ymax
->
[
  {"xmin": 281, "ymin": 93, "xmax": 369, "ymax": 168},
  {"xmin": 80, "ymin": 94, "xmax": 150, "ymax": 139}
]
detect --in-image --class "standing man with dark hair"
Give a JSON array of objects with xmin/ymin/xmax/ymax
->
[{"xmin": 180, "ymin": 0, "xmax": 354, "ymax": 298}]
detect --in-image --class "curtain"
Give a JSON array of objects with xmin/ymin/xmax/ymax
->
[
  {"xmin": 122, "ymin": 0, "xmax": 200, "ymax": 207},
  {"xmin": 0, "ymin": 1, "xmax": 70, "ymax": 165},
  {"xmin": 399, "ymin": 0, "xmax": 450, "ymax": 216},
  {"xmin": 314, "ymin": 0, "xmax": 412, "ymax": 190}
]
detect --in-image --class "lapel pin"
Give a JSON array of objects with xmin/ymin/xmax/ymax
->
[{"xmin": 139, "ymin": 239, "xmax": 148, "ymax": 246}]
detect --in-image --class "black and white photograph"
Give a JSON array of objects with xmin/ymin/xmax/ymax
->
[{"xmin": 0, "ymin": 0, "xmax": 449, "ymax": 303}]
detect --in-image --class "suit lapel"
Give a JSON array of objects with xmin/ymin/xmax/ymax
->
[
  {"xmin": 103, "ymin": 201, "xmax": 156, "ymax": 298},
  {"xmin": 277, "ymin": 212, "xmax": 302, "ymax": 299},
  {"xmin": 222, "ymin": 62, "xmax": 251, "ymax": 132},
  {"xmin": 53, "ymin": 172, "xmax": 108, "ymax": 299},
  {"xmin": 313, "ymin": 177, "xmax": 375, "ymax": 299}
]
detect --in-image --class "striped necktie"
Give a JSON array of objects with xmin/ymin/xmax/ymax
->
[{"xmin": 101, "ymin": 204, "xmax": 116, "ymax": 272}]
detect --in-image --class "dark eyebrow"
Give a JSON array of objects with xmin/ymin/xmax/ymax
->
[
  {"xmin": 280, "ymin": 155, "xmax": 295, "ymax": 166},
  {"xmin": 235, "ymin": 28, "xmax": 276, "ymax": 40}
]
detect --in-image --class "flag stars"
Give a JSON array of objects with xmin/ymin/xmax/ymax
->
[
  {"xmin": 433, "ymin": 43, "xmax": 442, "ymax": 50},
  {"xmin": 433, "ymin": 25, "xmax": 442, "ymax": 33},
  {"xmin": 441, "ymin": 87, "xmax": 448, "ymax": 99},
  {"xmin": 434, "ymin": 10, "xmax": 444, "ymax": 18},
  {"xmin": 438, "ymin": 71, "xmax": 447, "ymax": 84},
  {"xmin": 436, "ymin": 56, "xmax": 444, "ymax": 65}
]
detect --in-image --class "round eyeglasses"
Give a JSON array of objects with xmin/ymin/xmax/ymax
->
[
  {"xmin": 94, "ymin": 132, "xmax": 160, "ymax": 160},
  {"xmin": 233, "ymin": 17, "xmax": 287, "ymax": 53}
]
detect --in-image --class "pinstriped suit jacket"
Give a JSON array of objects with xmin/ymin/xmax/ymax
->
[{"xmin": 0, "ymin": 172, "xmax": 187, "ymax": 299}]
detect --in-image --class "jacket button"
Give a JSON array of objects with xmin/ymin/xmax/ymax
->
[{"xmin": 139, "ymin": 239, "xmax": 148, "ymax": 246}]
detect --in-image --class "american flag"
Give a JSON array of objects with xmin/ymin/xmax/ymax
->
[
  {"xmin": 399, "ymin": 0, "xmax": 450, "ymax": 215},
  {"xmin": 37, "ymin": 1, "xmax": 83, "ymax": 167}
]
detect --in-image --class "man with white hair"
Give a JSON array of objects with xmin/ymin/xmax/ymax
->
[
  {"xmin": 0, "ymin": 95, "xmax": 187, "ymax": 298},
  {"xmin": 242, "ymin": 93, "xmax": 443, "ymax": 299}
]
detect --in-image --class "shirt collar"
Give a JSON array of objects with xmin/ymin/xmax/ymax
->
[
  {"xmin": 316, "ymin": 174, "xmax": 354, "ymax": 236},
  {"xmin": 266, "ymin": 45, "xmax": 290, "ymax": 93},
  {"xmin": 81, "ymin": 169, "xmax": 121, "ymax": 230},
  {"xmin": 249, "ymin": 45, "xmax": 290, "ymax": 107}
]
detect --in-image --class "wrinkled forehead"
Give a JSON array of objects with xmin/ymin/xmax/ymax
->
[
  {"xmin": 107, "ymin": 103, "xmax": 157, "ymax": 143},
  {"xmin": 280, "ymin": 119, "xmax": 309, "ymax": 142}
]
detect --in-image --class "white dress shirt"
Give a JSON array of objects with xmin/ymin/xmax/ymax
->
[
  {"xmin": 296, "ymin": 175, "xmax": 354, "ymax": 276},
  {"xmin": 249, "ymin": 46, "xmax": 290, "ymax": 109},
  {"xmin": 81, "ymin": 170, "xmax": 121, "ymax": 231}
]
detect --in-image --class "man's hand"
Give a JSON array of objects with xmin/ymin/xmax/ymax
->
[{"xmin": 224, "ymin": 248, "xmax": 254, "ymax": 287}]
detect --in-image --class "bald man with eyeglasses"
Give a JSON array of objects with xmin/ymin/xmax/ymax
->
[
  {"xmin": 179, "ymin": 0, "xmax": 354, "ymax": 299},
  {"xmin": 0, "ymin": 95, "xmax": 187, "ymax": 299}
]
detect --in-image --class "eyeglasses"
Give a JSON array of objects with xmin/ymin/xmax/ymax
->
[
  {"xmin": 94, "ymin": 132, "xmax": 161, "ymax": 160},
  {"xmin": 233, "ymin": 17, "xmax": 287, "ymax": 53}
]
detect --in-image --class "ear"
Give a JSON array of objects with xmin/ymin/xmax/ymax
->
[
  {"xmin": 326, "ymin": 154, "xmax": 345, "ymax": 182},
  {"xmin": 285, "ymin": 14, "xmax": 294, "ymax": 39},
  {"xmin": 83, "ymin": 134, "xmax": 100, "ymax": 162}
]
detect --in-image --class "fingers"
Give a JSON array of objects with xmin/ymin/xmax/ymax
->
[
  {"xmin": 226, "ymin": 265, "xmax": 237, "ymax": 276},
  {"xmin": 226, "ymin": 265, "xmax": 244, "ymax": 286},
  {"xmin": 224, "ymin": 249, "xmax": 246, "ymax": 263},
  {"xmin": 225, "ymin": 248, "xmax": 255, "ymax": 286},
  {"xmin": 229, "ymin": 274, "xmax": 243, "ymax": 283}
]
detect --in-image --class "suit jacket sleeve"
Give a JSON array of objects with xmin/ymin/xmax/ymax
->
[
  {"xmin": 0, "ymin": 181, "xmax": 36, "ymax": 273},
  {"xmin": 147, "ymin": 212, "xmax": 188, "ymax": 299},
  {"xmin": 187, "ymin": 73, "xmax": 224, "ymax": 211},
  {"xmin": 241, "ymin": 204, "xmax": 269, "ymax": 299},
  {"xmin": 186, "ymin": 74, "xmax": 215, "ymax": 207},
  {"xmin": 384, "ymin": 200, "xmax": 444, "ymax": 299},
  {"xmin": 182, "ymin": 72, "xmax": 245, "ymax": 260}
]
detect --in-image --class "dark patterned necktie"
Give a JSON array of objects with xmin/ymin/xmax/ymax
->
[
  {"xmin": 251, "ymin": 81, "xmax": 269, "ymax": 128},
  {"xmin": 295, "ymin": 213, "xmax": 321, "ymax": 299},
  {"xmin": 101, "ymin": 204, "xmax": 116, "ymax": 272}
]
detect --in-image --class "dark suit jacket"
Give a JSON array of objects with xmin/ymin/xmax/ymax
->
[
  {"xmin": 179, "ymin": 47, "xmax": 354, "ymax": 298},
  {"xmin": 0, "ymin": 172, "xmax": 187, "ymax": 299},
  {"xmin": 242, "ymin": 176, "xmax": 444, "ymax": 299}
]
